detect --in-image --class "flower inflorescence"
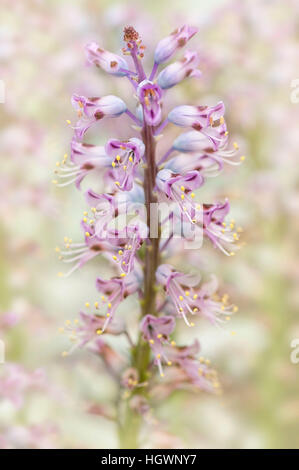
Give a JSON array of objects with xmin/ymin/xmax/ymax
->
[{"xmin": 56, "ymin": 25, "xmax": 244, "ymax": 423}]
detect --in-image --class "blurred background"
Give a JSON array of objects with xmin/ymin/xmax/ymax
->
[{"xmin": 0, "ymin": 0, "xmax": 298, "ymax": 449}]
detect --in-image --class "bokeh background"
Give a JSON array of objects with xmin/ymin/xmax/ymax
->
[{"xmin": 0, "ymin": 0, "xmax": 298, "ymax": 448}]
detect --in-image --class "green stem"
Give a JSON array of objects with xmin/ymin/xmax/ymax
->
[{"xmin": 118, "ymin": 123, "xmax": 160, "ymax": 448}]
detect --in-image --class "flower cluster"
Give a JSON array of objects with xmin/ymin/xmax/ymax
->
[{"xmin": 57, "ymin": 25, "xmax": 243, "ymax": 441}]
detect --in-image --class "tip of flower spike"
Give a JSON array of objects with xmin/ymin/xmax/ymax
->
[{"xmin": 123, "ymin": 26, "xmax": 139, "ymax": 43}]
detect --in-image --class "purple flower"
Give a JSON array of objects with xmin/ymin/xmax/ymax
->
[
  {"xmin": 191, "ymin": 274, "xmax": 238, "ymax": 325},
  {"xmin": 164, "ymin": 153, "xmax": 223, "ymax": 177},
  {"xmin": 84, "ymin": 190, "xmax": 122, "ymax": 238},
  {"xmin": 156, "ymin": 168, "xmax": 203, "ymax": 222},
  {"xmin": 71, "ymin": 94, "xmax": 127, "ymax": 139},
  {"xmin": 57, "ymin": 220, "xmax": 118, "ymax": 278},
  {"xmin": 156, "ymin": 264, "xmax": 237, "ymax": 325},
  {"xmin": 172, "ymin": 122, "xmax": 242, "ymax": 167},
  {"xmin": 62, "ymin": 311, "xmax": 124, "ymax": 353},
  {"xmin": 85, "ymin": 42, "xmax": 130, "ymax": 76},
  {"xmin": 165, "ymin": 340, "xmax": 220, "ymax": 393},
  {"xmin": 172, "ymin": 128, "xmax": 220, "ymax": 153},
  {"xmin": 141, "ymin": 314, "xmax": 175, "ymax": 376},
  {"xmin": 84, "ymin": 188, "xmax": 147, "ymax": 275},
  {"xmin": 96, "ymin": 270, "xmax": 141, "ymax": 331},
  {"xmin": 203, "ymin": 201, "xmax": 240, "ymax": 256},
  {"xmin": 168, "ymin": 101, "xmax": 225, "ymax": 129},
  {"xmin": 154, "ymin": 25, "xmax": 198, "ymax": 64},
  {"xmin": 110, "ymin": 222, "xmax": 148, "ymax": 274},
  {"xmin": 157, "ymin": 51, "xmax": 201, "ymax": 89},
  {"xmin": 55, "ymin": 140, "xmax": 111, "ymax": 189},
  {"xmin": 137, "ymin": 80, "xmax": 162, "ymax": 126},
  {"xmin": 105, "ymin": 137, "xmax": 145, "ymax": 191},
  {"xmin": 156, "ymin": 264, "xmax": 201, "ymax": 326}
]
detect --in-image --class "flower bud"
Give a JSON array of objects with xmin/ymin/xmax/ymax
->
[
  {"xmin": 137, "ymin": 80, "xmax": 162, "ymax": 126},
  {"xmin": 168, "ymin": 102, "xmax": 225, "ymax": 129},
  {"xmin": 173, "ymin": 130, "xmax": 214, "ymax": 152},
  {"xmin": 154, "ymin": 25, "xmax": 198, "ymax": 64},
  {"xmin": 157, "ymin": 51, "xmax": 201, "ymax": 89},
  {"xmin": 85, "ymin": 42, "xmax": 129, "ymax": 76}
]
